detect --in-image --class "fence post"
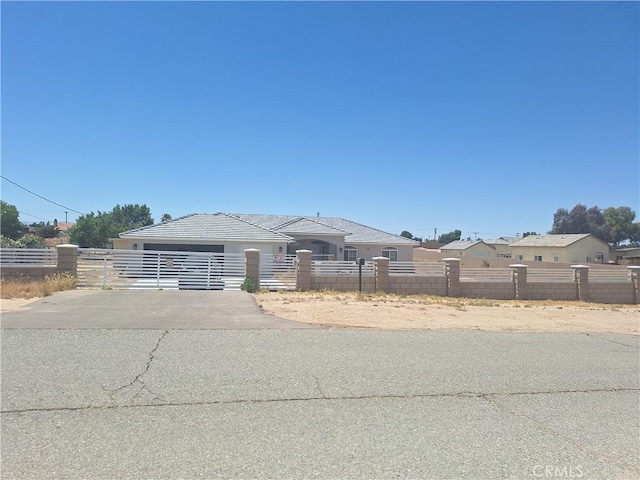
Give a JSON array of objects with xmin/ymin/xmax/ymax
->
[
  {"xmin": 56, "ymin": 244, "xmax": 78, "ymax": 275},
  {"xmin": 571, "ymin": 265, "xmax": 589, "ymax": 302},
  {"xmin": 627, "ymin": 266, "xmax": 640, "ymax": 304},
  {"xmin": 443, "ymin": 258, "xmax": 461, "ymax": 297},
  {"xmin": 510, "ymin": 264, "xmax": 528, "ymax": 300},
  {"xmin": 373, "ymin": 256, "xmax": 389, "ymax": 293},
  {"xmin": 244, "ymin": 249, "xmax": 261, "ymax": 289},
  {"xmin": 296, "ymin": 250, "xmax": 312, "ymax": 292}
]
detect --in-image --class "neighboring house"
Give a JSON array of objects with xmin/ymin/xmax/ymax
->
[
  {"xmin": 509, "ymin": 234, "xmax": 610, "ymax": 264},
  {"xmin": 439, "ymin": 240, "xmax": 496, "ymax": 257},
  {"xmin": 114, "ymin": 213, "xmax": 419, "ymax": 262},
  {"xmin": 484, "ymin": 237, "xmax": 519, "ymax": 258},
  {"xmin": 611, "ymin": 247, "xmax": 640, "ymax": 265}
]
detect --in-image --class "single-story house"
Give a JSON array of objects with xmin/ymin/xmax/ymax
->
[
  {"xmin": 483, "ymin": 237, "xmax": 519, "ymax": 258},
  {"xmin": 113, "ymin": 213, "xmax": 419, "ymax": 262},
  {"xmin": 439, "ymin": 240, "xmax": 496, "ymax": 257},
  {"xmin": 509, "ymin": 234, "xmax": 610, "ymax": 264},
  {"xmin": 611, "ymin": 247, "xmax": 640, "ymax": 265}
]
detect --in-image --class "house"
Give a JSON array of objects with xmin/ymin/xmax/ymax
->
[
  {"xmin": 611, "ymin": 247, "xmax": 640, "ymax": 265},
  {"xmin": 439, "ymin": 240, "xmax": 496, "ymax": 257},
  {"xmin": 113, "ymin": 213, "xmax": 419, "ymax": 262},
  {"xmin": 483, "ymin": 237, "xmax": 519, "ymax": 258},
  {"xmin": 509, "ymin": 234, "xmax": 610, "ymax": 264}
]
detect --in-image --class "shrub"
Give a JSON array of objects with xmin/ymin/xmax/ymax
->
[{"xmin": 240, "ymin": 277, "xmax": 258, "ymax": 293}]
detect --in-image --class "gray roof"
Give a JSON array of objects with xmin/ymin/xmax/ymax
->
[
  {"xmin": 119, "ymin": 213, "xmax": 294, "ymax": 242},
  {"xmin": 275, "ymin": 217, "xmax": 350, "ymax": 236},
  {"xmin": 234, "ymin": 214, "xmax": 419, "ymax": 245},
  {"xmin": 509, "ymin": 234, "xmax": 594, "ymax": 248},
  {"xmin": 485, "ymin": 236, "xmax": 519, "ymax": 245},
  {"xmin": 441, "ymin": 240, "xmax": 495, "ymax": 251}
]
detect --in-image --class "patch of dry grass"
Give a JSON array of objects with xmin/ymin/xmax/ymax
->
[
  {"xmin": 256, "ymin": 289, "xmax": 636, "ymax": 311},
  {"xmin": 0, "ymin": 273, "xmax": 77, "ymax": 299}
]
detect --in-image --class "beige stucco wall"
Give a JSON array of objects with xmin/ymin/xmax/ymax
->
[
  {"xmin": 441, "ymin": 243, "xmax": 495, "ymax": 258},
  {"xmin": 345, "ymin": 243, "xmax": 415, "ymax": 262},
  {"xmin": 113, "ymin": 238, "xmax": 288, "ymax": 255},
  {"xmin": 511, "ymin": 237, "xmax": 610, "ymax": 264}
]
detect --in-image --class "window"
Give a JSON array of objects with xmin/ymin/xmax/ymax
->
[
  {"xmin": 586, "ymin": 256, "xmax": 592, "ymax": 263},
  {"xmin": 534, "ymin": 255, "xmax": 543, "ymax": 262},
  {"xmin": 554, "ymin": 256, "xmax": 559, "ymax": 262},
  {"xmin": 344, "ymin": 246, "xmax": 357, "ymax": 262},
  {"xmin": 382, "ymin": 247, "xmax": 398, "ymax": 262},
  {"xmin": 516, "ymin": 255, "xmax": 523, "ymax": 261}
]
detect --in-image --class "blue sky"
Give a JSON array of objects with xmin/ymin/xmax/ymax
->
[{"xmin": 2, "ymin": 1, "xmax": 638, "ymax": 241}]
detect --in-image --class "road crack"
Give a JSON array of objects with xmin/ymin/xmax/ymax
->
[
  {"xmin": 107, "ymin": 329, "xmax": 169, "ymax": 404},
  {"xmin": 481, "ymin": 393, "xmax": 640, "ymax": 475}
]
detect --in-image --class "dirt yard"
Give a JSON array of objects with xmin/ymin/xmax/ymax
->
[
  {"xmin": 2, "ymin": 292, "xmax": 637, "ymax": 335},
  {"xmin": 254, "ymin": 291, "xmax": 639, "ymax": 335}
]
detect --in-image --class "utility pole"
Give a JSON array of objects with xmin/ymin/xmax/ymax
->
[
  {"xmin": 473, "ymin": 232, "xmax": 479, "ymax": 240},
  {"xmin": 64, "ymin": 211, "xmax": 68, "ymax": 223},
  {"xmin": 433, "ymin": 228, "xmax": 438, "ymax": 241}
]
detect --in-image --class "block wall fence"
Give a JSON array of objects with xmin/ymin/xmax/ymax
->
[
  {"xmin": 0, "ymin": 245, "xmax": 77, "ymax": 282},
  {"xmin": 295, "ymin": 251, "xmax": 640, "ymax": 305},
  {"xmin": 2, "ymin": 246, "xmax": 638, "ymax": 304}
]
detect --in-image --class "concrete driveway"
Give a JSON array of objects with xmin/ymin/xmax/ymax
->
[
  {"xmin": 1, "ymin": 290, "xmax": 638, "ymax": 479},
  {"xmin": 0, "ymin": 289, "xmax": 313, "ymax": 329}
]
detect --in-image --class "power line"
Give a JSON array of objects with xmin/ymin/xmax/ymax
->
[{"xmin": 1, "ymin": 175, "xmax": 85, "ymax": 215}]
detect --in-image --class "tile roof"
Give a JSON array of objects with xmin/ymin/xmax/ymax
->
[
  {"xmin": 234, "ymin": 214, "xmax": 419, "ymax": 245},
  {"xmin": 441, "ymin": 240, "xmax": 494, "ymax": 250},
  {"xmin": 120, "ymin": 213, "xmax": 419, "ymax": 246},
  {"xmin": 119, "ymin": 213, "xmax": 294, "ymax": 242},
  {"xmin": 509, "ymin": 234, "xmax": 594, "ymax": 248}
]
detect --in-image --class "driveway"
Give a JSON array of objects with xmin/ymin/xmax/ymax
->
[
  {"xmin": 1, "ymin": 290, "xmax": 638, "ymax": 479},
  {"xmin": 0, "ymin": 290, "xmax": 313, "ymax": 329}
]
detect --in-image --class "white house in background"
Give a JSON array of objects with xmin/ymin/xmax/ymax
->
[
  {"xmin": 509, "ymin": 234, "xmax": 610, "ymax": 264},
  {"xmin": 439, "ymin": 240, "xmax": 496, "ymax": 257},
  {"xmin": 484, "ymin": 237, "xmax": 519, "ymax": 258},
  {"xmin": 113, "ymin": 213, "xmax": 419, "ymax": 262}
]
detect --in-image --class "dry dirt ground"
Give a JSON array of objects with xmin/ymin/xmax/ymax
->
[
  {"xmin": 254, "ymin": 291, "xmax": 639, "ymax": 335},
  {"xmin": 2, "ymin": 293, "xmax": 638, "ymax": 335}
]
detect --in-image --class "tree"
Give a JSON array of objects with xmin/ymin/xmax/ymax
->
[
  {"xmin": 550, "ymin": 204, "xmax": 640, "ymax": 246},
  {"xmin": 68, "ymin": 212, "xmax": 114, "ymax": 248},
  {"xmin": 110, "ymin": 204, "xmax": 154, "ymax": 232},
  {"xmin": 602, "ymin": 206, "xmax": 640, "ymax": 246},
  {"xmin": 521, "ymin": 231, "xmax": 538, "ymax": 237},
  {"xmin": 1, "ymin": 201, "xmax": 23, "ymax": 240},
  {"xmin": 400, "ymin": 230, "xmax": 413, "ymax": 239},
  {"xmin": 161, "ymin": 213, "xmax": 172, "ymax": 222},
  {"xmin": 438, "ymin": 229, "xmax": 462, "ymax": 244},
  {"xmin": 68, "ymin": 203, "xmax": 154, "ymax": 248}
]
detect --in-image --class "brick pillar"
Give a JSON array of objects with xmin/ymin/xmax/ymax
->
[
  {"xmin": 244, "ymin": 249, "xmax": 260, "ymax": 289},
  {"xmin": 56, "ymin": 244, "xmax": 78, "ymax": 274},
  {"xmin": 571, "ymin": 265, "xmax": 589, "ymax": 302},
  {"xmin": 627, "ymin": 266, "xmax": 640, "ymax": 304},
  {"xmin": 373, "ymin": 256, "xmax": 389, "ymax": 293},
  {"xmin": 296, "ymin": 249, "xmax": 312, "ymax": 292},
  {"xmin": 510, "ymin": 264, "xmax": 528, "ymax": 300},
  {"xmin": 443, "ymin": 258, "xmax": 461, "ymax": 297}
]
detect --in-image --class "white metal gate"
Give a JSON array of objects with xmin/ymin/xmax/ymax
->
[{"xmin": 77, "ymin": 249, "xmax": 245, "ymax": 290}]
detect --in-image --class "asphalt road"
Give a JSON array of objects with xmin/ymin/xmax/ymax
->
[{"xmin": 1, "ymin": 290, "xmax": 638, "ymax": 479}]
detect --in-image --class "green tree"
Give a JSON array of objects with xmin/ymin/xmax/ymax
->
[
  {"xmin": 521, "ymin": 231, "xmax": 538, "ymax": 237},
  {"xmin": 602, "ymin": 206, "xmax": 640, "ymax": 246},
  {"xmin": 550, "ymin": 204, "xmax": 639, "ymax": 246},
  {"xmin": 400, "ymin": 230, "xmax": 413, "ymax": 239},
  {"xmin": 438, "ymin": 229, "xmax": 462, "ymax": 244},
  {"xmin": 68, "ymin": 212, "xmax": 114, "ymax": 248},
  {"xmin": 161, "ymin": 213, "xmax": 172, "ymax": 222},
  {"xmin": 110, "ymin": 204, "xmax": 154, "ymax": 232},
  {"xmin": 1, "ymin": 201, "xmax": 23, "ymax": 239},
  {"xmin": 68, "ymin": 204, "xmax": 154, "ymax": 248},
  {"xmin": 17, "ymin": 234, "xmax": 46, "ymax": 248}
]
